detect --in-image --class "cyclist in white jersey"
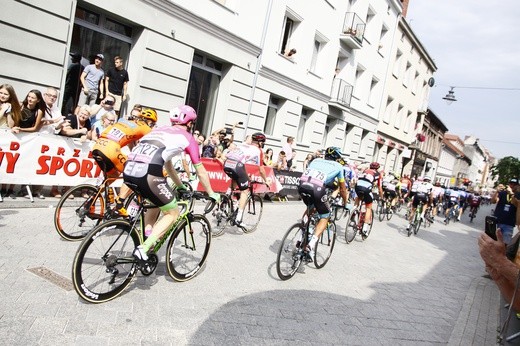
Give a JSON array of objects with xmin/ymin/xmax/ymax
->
[
  {"xmin": 221, "ymin": 132, "xmax": 270, "ymax": 226},
  {"xmin": 406, "ymin": 176, "xmax": 433, "ymax": 231}
]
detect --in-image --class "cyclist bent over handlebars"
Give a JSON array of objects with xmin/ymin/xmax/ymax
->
[
  {"xmin": 123, "ymin": 105, "xmax": 220, "ymax": 261},
  {"xmin": 298, "ymin": 147, "xmax": 348, "ymax": 260}
]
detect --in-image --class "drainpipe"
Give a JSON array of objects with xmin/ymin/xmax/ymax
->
[{"xmin": 243, "ymin": 0, "xmax": 273, "ymax": 138}]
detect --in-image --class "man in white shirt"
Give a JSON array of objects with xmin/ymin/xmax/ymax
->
[{"xmin": 282, "ymin": 136, "xmax": 295, "ymax": 169}]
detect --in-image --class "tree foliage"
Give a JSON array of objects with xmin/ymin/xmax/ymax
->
[{"xmin": 490, "ymin": 156, "xmax": 520, "ymax": 186}]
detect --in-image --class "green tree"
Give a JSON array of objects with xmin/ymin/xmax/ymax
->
[{"xmin": 490, "ymin": 156, "xmax": 520, "ymax": 186}]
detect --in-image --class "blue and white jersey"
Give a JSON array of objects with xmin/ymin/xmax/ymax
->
[{"xmin": 300, "ymin": 158, "xmax": 345, "ymax": 187}]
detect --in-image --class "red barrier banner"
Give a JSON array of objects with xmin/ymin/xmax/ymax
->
[
  {"xmin": 0, "ymin": 129, "xmax": 102, "ymax": 186},
  {"xmin": 0, "ymin": 129, "xmax": 282, "ymax": 193},
  {"xmin": 195, "ymin": 158, "xmax": 281, "ymax": 193}
]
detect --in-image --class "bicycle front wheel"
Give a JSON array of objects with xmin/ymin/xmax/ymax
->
[
  {"xmin": 54, "ymin": 184, "xmax": 105, "ymax": 241},
  {"xmin": 345, "ymin": 210, "xmax": 358, "ymax": 244},
  {"xmin": 72, "ymin": 219, "xmax": 139, "ymax": 303},
  {"xmin": 166, "ymin": 214, "xmax": 211, "ymax": 282},
  {"xmin": 314, "ymin": 222, "xmax": 336, "ymax": 269},
  {"xmin": 240, "ymin": 194, "xmax": 263, "ymax": 233},
  {"xmin": 276, "ymin": 223, "xmax": 305, "ymax": 280}
]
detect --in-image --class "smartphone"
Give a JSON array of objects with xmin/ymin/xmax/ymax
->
[
  {"xmin": 238, "ymin": 121, "xmax": 243, "ymax": 125},
  {"xmin": 225, "ymin": 127, "xmax": 233, "ymax": 134},
  {"xmin": 485, "ymin": 215, "xmax": 498, "ymax": 241}
]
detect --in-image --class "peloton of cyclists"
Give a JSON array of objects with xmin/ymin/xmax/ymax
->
[
  {"xmin": 298, "ymin": 146, "xmax": 348, "ymax": 260},
  {"xmin": 354, "ymin": 162, "xmax": 383, "ymax": 235},
  {"xmin": 406, "ymin": 176, "xmax": 433, "ymax": 231},
  {"xmin": 125, "ymin": 105, "xmax": 220, "ymax": 263}
]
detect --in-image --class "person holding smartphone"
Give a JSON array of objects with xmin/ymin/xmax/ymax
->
[
  {"xmin": 491, "ymin": 178, "xmax": 519, "ymax": 245},
  {"xmin": 89, "ymin": 95, "xmax": 117, "ymax": 124},
  {"xmin": 479, "ymin": 226, "xmax": 520, "ymax": 311}
]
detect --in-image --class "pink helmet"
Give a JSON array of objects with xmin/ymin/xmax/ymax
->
[{"xmin": 169, "ymin": 105, "xmax": 197, "ymax": 125}]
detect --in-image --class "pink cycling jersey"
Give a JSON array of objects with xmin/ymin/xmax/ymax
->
[{"xmin": 128, "ymin": 125, "xmax": 201, "ymax": 166}]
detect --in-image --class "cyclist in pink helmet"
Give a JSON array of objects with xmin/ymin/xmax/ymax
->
[{"xmin": 124, "ymin": 105, "xmax": 220, "ymax": 263}]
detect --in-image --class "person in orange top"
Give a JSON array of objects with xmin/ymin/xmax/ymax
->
[{"xmin": 92, "ymin": 108, "xmax": 157, "ymax": 215}]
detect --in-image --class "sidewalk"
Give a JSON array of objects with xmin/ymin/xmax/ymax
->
[{"xmin": 448, "ymin": 275, "xmax": 499, "ymax": 345}]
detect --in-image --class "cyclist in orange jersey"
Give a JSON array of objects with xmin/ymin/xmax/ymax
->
[{"xmin": 91, "ymin": 108, "xmax": 157, "ymax": 215}]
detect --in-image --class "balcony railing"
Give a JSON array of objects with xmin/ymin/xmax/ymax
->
[
  {"xmin": 340, "ymin": 12, "xmax": 365, "ymax": 49},
  {"xmin": 330, "ymin": 78, "xmax": 353, "ymax": 108}
]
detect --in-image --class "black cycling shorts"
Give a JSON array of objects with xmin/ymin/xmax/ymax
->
[
  {"xmin": 383, "ymin": 190, "xmax": 397, "ymax": 200},
  {"xmin": 412, "ymin": 193, "xmax": 428, "ymax": 208},
  {"xmin": 123, "ymin": 161, "xmax": 176, "ymax": 208},
  {"xmin": 223, "ymin": 159, "xmax": 249, "ymax": 191},
  {"xmin": 355, "ymin": 185, "xmax": 374, "ymax": 204},
  {"xmin": 298, "ymin": 181, "xmax": 330, "ymax": 216}
]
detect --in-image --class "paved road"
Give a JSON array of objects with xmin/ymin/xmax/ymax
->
[{"xmin": 0, "ymin": 199, "xmax": 499, "ymax": 345}]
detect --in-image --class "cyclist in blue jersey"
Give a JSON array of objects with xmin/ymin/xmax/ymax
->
[{"xmin": 298, "ymin": 147, "xmax": 348, "ymax": 259}]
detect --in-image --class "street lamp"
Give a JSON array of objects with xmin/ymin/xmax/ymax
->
[{"xmin": 442, "ymin": 87, "xmax": 457, "ymax": 104}]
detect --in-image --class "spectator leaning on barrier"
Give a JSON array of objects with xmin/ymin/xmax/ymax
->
[
  {"xmin": 8, "ymin": 89, "xmax": 46, "ymax": 199},
  {"xmin": 41, "ymin": 87, "xmax": 66, "ymax": 135},
  {"xmin": 60, "ymin": 105, "xmax": 92, "ymax": 142},
  {"xmin": 0, "ymin": 84, "xmax": 22, "ymax": 198}
]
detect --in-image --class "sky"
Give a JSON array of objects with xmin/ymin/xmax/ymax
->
[{"xmin": 406, "ymin": 1, "xmax": 520, "ymax": 160}]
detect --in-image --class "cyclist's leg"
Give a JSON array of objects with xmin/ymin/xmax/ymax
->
[{"xmin": 224, "ymin": 162, "xmax": 249, "ymax": 223}]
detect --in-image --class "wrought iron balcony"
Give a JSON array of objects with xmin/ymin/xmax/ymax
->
[
  {"xmin": 329, "ymin": 78, "xmax": 353, "ymax": 108},
  {"xmin": 340, "ymin": 12, "xmax": 365, "ymax": 49}
]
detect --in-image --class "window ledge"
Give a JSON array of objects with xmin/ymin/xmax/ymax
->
[
  {"xmin": 307, "ymin": 70, "xmax": 322, "ymax": 79},
  {"xmin": 279, "ymin": 53, "xmax": 296, "ymax": 63},
  {"xmin": 211, "ymin": 0, "xmax": 238, "ymax": 15}
]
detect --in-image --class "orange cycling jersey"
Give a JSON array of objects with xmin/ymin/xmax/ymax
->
[
  {"xmin": 99, "ymin": 119, "xmax": 151, "ymax": 147},
  {"xmin": 92, "ymin": 119, "xmax": 151, "ymax": 176}
]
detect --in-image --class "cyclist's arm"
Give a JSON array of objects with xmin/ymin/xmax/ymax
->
[
  {"xmin": 164, "ymin": 160, "xmax": 183, "ymax": 187},
  {"xmin": 193, "ymin": 163, "xmax": 217, "ymax": 197},
  {"xmin": 258, "ymin": 165, "xmax": 270, "ymax": 188}
]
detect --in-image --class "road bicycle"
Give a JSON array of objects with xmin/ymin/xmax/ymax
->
[
  {"xmin": 408, "ymin": 201, "xmax": 427, "ymax": 237},
  {"xmin": 54, "ymin": 176, "xmax": 134, "ymax": 241},
  {"xmin": 209, "ymin": 180, "xmax": 264, "ymax": 237},
  {"xmin": 276, "ymin": 196, "xmax": 340, "ymax": 280},
  {"xmin": 54, "ymin": 172, "xmax": 193, "ymax": 241},
  {"xmin": 377, "ymin": 195, "xmax": 394, "ymax": 222},
  {"xmin": 72, "ymin": 188, "xmax": 214, "ymax": 303},
  {"xmin": 468, "ymin": 205, "xmax": 479, "ymax": 223},
  {"xmin": 345, "ymin": 201, "xmax": 372, "ymax": 243},
  {"xmin": 444, "ymin": 204, "xmax": 460, "ymax": 225}
]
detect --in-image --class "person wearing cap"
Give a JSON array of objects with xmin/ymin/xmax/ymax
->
[
  {"xmin": 491, "ymin": 178, "xmax": 519, "ymax": 245},
  {"xmin": 62, "ymin": 52, "xmax": 84, "ymax": 116},
  {"xmin": 76, "ymin": 53, "xmax": 105, "ymax": 110}
]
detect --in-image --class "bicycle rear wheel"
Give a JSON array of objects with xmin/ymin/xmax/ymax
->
[
  {"xmin": 72, "ymin": 219, "xmax": 139, "ymax": 303},
  {"xmin": 54, "ymin": 184, "xmax": 105, "ymax": 241},
  {"xmin": 345, "ymin": 210, "xmax": 358, "ymax": 244},
  {"xmin": 240, "ymin": 194, "xmax": 263, "ymax": 233},
  {"xmin": 414, "ymin": 218, "xmax": 422, "ymax": 235},
  {"xmin": 386, "ymin": 204, "xmax": 393, "ymax": 221},
  {"xmin": 209, "ymin": 197, "xmax": 231, "ymax": 238},
  {"xmin": 314, "ymin": 222, "xmax": 336, "ymax": 269},
  {"xmin": 276, "ymin": 223, "xmax": 305, "ymax": 280},
  {"xmin": 378, "ymin": 202, "xmax": 385, "ymax": 222},
  {"xmin": 166, "ymin": 214, "xmax": 211, "ymax": 282}
]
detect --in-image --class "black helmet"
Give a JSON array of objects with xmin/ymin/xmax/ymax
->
[
  {"xmin": 251, "ymin": 132, "xmax": 266, "ymax": 142},
  {"xmin": 324, "ymin": 146, "xmax": 342, "ymax": 161}
]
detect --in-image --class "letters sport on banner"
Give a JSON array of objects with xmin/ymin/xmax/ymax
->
[{"xmin": 0, "ymin": 129, "xmax": 101, "ymax": 186}]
